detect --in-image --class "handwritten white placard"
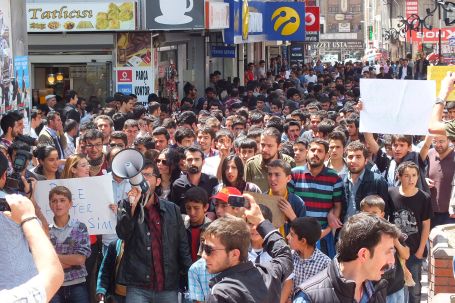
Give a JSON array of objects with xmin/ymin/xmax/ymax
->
[
  {"xmin": 35, "ymin": 175, "xmax": 116, "ymax": 235},
  {"xmin": 359, "ymin": 79, "xmax": 436, "ymax": 136}
]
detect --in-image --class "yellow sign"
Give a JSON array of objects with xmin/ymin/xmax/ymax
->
[
  {"xmin": 242, "ymin": 0, "xmax": 249, "ymax": 40},
  {"xmin": 271, "ymin": 6, "xmax": 300, "ymax": 36},
  {"xmin": 428, "ymin": 66, "xmax": 455, "ymax": 101}
]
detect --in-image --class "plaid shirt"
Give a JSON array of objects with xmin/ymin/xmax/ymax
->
[
  {"xmin": 188, "ymin": 258, "xmax": 217, "ymax": 302},
  {"xmin": 49, "ymin": 219, "xmax": 91, "ymax": 284},
  {"xmin": 292, "ymin": 249, "xmax": 331, "ymax": 294}
]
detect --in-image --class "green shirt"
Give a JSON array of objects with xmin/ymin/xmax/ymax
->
[{"xmin": 445, "ymin": 120, "xmax": 455, "ymax": 139}]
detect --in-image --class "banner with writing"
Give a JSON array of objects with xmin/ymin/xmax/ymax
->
[{"xmin": 35, "ymin": 175, "xmax": 116, "ymax": 235}]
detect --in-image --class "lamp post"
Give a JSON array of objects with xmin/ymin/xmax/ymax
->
[{"xmin": 426, "ymin": 0, "xmax": 455, "ymax": 64}]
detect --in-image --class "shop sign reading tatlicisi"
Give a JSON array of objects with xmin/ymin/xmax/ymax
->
[{"xmin": 27, "ymin": 1, "xmax": 136, "ymax": 32}]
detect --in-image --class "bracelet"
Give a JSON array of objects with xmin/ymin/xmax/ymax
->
[
  {"xmin": 20, "ymin": 216, "xmax": 39, "ymax": 227},
  {"xmin": 435, "ymin": 97, "xmax": 446, "ymax": 105}
]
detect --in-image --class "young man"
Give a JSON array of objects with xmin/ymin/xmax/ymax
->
[
  {"xmin": 326, "ymin": 131, "xmax": 348, "ymax": 177},
  {"xmin": 389, "ymin": 161, "xmax": 432, "ymax": 303},
  {"xmin": 84, "ymin": 129, "xmax": 108, "ymax": 176},
  {"xmin": 202, "ymin": 129, "xmax": 234, "ymax": 178},
  {"xmin": 197, "ymin": 126, "xmax": 218, "ymax": 158},
  {"xmin": 38, "ymin": 111, "xmax": 66, "ymax": 160},
  {"xmin": 283, "ymin": 121, "xmax": 301, "ymax": 144},
  {"xmin": 282, "ymin": 217, "xmax": 331, "ymax": 301},
  {"xmin": 152, "ymin": 127, "xmax": 170, "ymax": 152},
  {"xmin": 294, "ymin": 213, "xmax": 401, "ymax": 303},
  {"xmin": 300, "ymin": 113, "xmax": 321, "ymax": 142},
  {"xmin": 174, "ymin": 127, "xmax": 196, "ymax": 148},
  {"xmin": 118, "ymin": 94, "xmax": 135, "ymax": 115},
  {"xmin": 246, "ymin": 127, "xmax": 295, "ymax": 192},
  {"xmin": 183, "ymin": 186, "xmax": 212, "ymax": 262},
  {"xmin": 238, "ymin": 138, "xmax": 258, "ymax": 164},
  {"xmin": 0, "ymin": 111, "xmax": 25, "ymax": 149},
  {"xmin": 122, "ymin": 119, "xmax": 139, "ymax": 147},
  {"xmin": 360, "ymin": 195, "xmax": 410, "ymax": 303},
  {"xmin": 345, "ymin": 114, "xmax": 359, "ymax": 143},
  {"xmin": 289, "ymin": 139, "xmax": 343, "ymax": 258},
  {"xmin": 94, "ymin": 115, "xmax": 114, "ymax": 146},
  {"xmin": 203, "ymin": 194, "xmax": 293, "ymax": 303},
  {"xmin": 62, "ymin": 90, "xmax": 80, "ymax": 124},
  {"xmin": 267, "ymin": 159, "xmax": 306, "ymax": 236},
  {"xmin": 292, "ymin": 139, "xmax": 308, "ymax": 167}
]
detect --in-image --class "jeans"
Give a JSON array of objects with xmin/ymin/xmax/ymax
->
[
  {"xmin": 50, "ymin": 283, "xmax": 90, "ymax": 303},
  {"xmin": 386, "ymin": 287, "xmax": 404, "ymax": 303},
  {"xmin": 406, "ymin": 254, "xmax": 423, "ymax": 303},
  {"xmin": 125, "ymin": 287, "xmax": 178, "ymax": 303}
]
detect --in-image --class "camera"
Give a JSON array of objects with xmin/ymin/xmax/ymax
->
[
  {"xmin": 6, "ymin": 150, "xmax": 31, "ymax": 192},
  {"xmin": 228, "ymin": 195, "xmax": 246, "ymax": 208}
]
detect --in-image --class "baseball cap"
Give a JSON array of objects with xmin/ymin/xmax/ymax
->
[
  {"xmin": 45, "ymin": 94, "xmax": 56, "ymax": 101},
  {"xmin": 184, "ymin": 186, "xmax": 208, "ymax": 205},
  {"xmin": 211, "ymin": 187, "xmax": 242, "ymax": 204}
]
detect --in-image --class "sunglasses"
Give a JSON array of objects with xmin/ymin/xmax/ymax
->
[
  {"xmin": 201, "ymin": 243, "xmax": 225, "ymax": 256},
  {"xmin": 156, "ymin": 159, "xmax": 168, "ymax": 166}
]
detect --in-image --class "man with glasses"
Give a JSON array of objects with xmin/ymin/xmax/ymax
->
[
  {"xmin": 84, "ymin": 129, "xmax": 108, "ymax": 176},
  {"xmin": 117, "ymin": 161, "xmax": 192, "ymax": 303},
  {"xmin": 202, "ymin": 194, "xmax": 292, "ymax": 303}
]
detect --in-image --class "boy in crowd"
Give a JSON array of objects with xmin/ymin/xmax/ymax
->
[
  {"xmin": 249, "ymin": 204, "xmax": 274, "ymax": 265},
  {"xmin": 360, "ymin": 195, "xmax": 410, "ymax": 303},
  {"xmin": 281, "ymin": 217, "xmax": 331, "ymax": 303},
  {"xmin": 292, "ymin": 139, "xmax": 307, "ymax": 167},
  {"xmin": 183, "ymin": 186, "xmax": 212, "ymax": 262},
  {"xmin": 389, "ymin": 162, "xmax": 432, "ymax": 303},
  {"xmin": 238, "ymin": 138, "xmax": 258, "ymax": 165}
]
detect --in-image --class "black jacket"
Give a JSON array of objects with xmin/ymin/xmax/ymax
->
[
  {"xmin": 398, "ymin": 65, "xmax": 413, "ymax": 80},
  {"xmin": 116, "ymin": 194, "xmax": 192, "ymax": 290},
  {"xmin": 296, "ymin": 259, "xmax": 388, "ymax": 303},
  {"xmin": 207, "ymin": 220, "xmax": 293, "ymax": 303},
  {"xmin": 62, "ymin": 104, "xmax": 81, "ymax": 123},
  {"xmin": 342, "ymin": 169, "xmax": 393, "ymax": 220}
]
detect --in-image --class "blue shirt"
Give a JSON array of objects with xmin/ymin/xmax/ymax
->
[
  {"xmin": 345, "ymin": 169, "xmax": 365, "ymax": 222},
  {"xmin": 188, "ymin": 258, "xmax": 217, "ymax": 302}
]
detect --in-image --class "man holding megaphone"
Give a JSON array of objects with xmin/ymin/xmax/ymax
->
[{"xmin": 112, "ymin": 149, "xmax": 192, "ymax": 303}]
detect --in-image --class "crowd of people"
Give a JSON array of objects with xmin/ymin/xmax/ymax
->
[{"xmin": 0, "ymin": 55, "xmax": 455, "ymax": 303}]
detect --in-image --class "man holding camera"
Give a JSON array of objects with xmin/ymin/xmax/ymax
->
[{"xmin": 203, "ymin": 194, "xmax": 293, "ymax": 303}]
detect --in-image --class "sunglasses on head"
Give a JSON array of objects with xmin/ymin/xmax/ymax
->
[{"xmin": 201, "ymin": 243, "xmax": 225, "ymax": 256}]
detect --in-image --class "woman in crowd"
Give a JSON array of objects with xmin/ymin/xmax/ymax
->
[
  {"xmin": 157, "ymin": 147, "xmax": 181, "ymax": 199},
  {"xmin": 32, "ymin": 145, "xmax": 60, "ymax": 180},
  {"xmin": 214, "ymin": 155, "xmax": 261, "ymax": 194},
  {"xmin": 61, "ymin": 154, "xmax": 90, "ymax": 179}
]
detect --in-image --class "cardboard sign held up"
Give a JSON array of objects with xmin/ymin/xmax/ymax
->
[
  {"xmin": 427, "ymin": 66, "xmax": 455, "ymax": 101},
  {"xmin": 245, "ymin": 192, "xmax": 286, "ymax": 229}
]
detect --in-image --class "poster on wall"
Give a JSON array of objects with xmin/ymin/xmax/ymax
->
[
  {"xmin": 13, "ymin": 56, "xmax": 30, "ymax": 111},
  {"xmin": 0, "ymin": 0, "xmax": 13, "ymax": 113},
  {"xmin": 115, "ymin": 32, "xmax": 154, "ymax": 106},
  {"xmin": 145, "ymin": 0, "xmax": 204, "ymax": 30}
]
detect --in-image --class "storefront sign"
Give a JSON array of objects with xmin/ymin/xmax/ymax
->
[
  {"xmin": 264, "ymin": 2, "xmax": 305, "ymax": 41},
  {"xmin": 205, "ymin": 2, "xmax": 229, "ymax": 29},
  {"xmin": 305, "ymin": 7, "xmax": 320, "ymax": 42},
  {"xmin": 145, "ymin": 0, "xmax": 204, "ymax": 30},
  {"xmin": 406, "ymin": 0, "xmax": 418, "ymax": 18},
  {"xmin": 290, "ymin": 43, "xmax": 305, "ymax": 66},
  {"xmin": 316, "ymin": 41, "xmax": 363, "ymax": 49},
  {"xmin": 116, "ymin": 32, "xmax": 152, "ymax": 68},
  {"xmin": 224, "ymin": 0, "xmax": 266, "ymax": 44},
  {"xmin": 211, "ymin": 46, "xmax": 236, "ymax": 58},
  {"xmin": 115, "ymin": 67, "xmax": 155, "ymax": 106},
  {"xmin": 407, "ymin": 27, "xmax": 455, "ymax": 43},
  {"xmin": 13, "ymin": 56, "xmax": 30, "ymax": 111},
  {"xmin": 27, "ymin": 1, "xmax": 136, "ymax": 32},
  {"xmin": 338, "ymin": 23, "xmax": 350, "ymax": 33}
]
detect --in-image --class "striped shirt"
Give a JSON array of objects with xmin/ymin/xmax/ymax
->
[{"xmin": 289, "ymin": 165, "xmax": 343, "ymax": 228}]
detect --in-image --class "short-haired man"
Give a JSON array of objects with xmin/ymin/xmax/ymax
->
[
  {"xmin": 94, "ymin": 115, "xmax": 114, "ymax": 146},
  {"xmin": 84, "ymin": 129, "xmax": 108, "ymax": 176},
  {"xmin": 197, "ymin": 126, "xmax": 218, "ymax": 158},
  {"xmin": 294, "ymin": 213, "xmax": 401, "ymax": 302},
  {"xmin": 342, "ymin": 141, "xmax": 391, "ymax": 222},
  {"xmin": 0, "ymin": 111, "xmax": 24, "ymax": 149},
  {"xmin": 283, "ymin": 121, "xmax": 302, "ymax": 144},
  {"xmin": 152, "ymin": 127, "xmax": 170, "ymax": 151},
  {"xmin": 326, "ymin": 131, "xmax": 348, "ymax": 177},
  {"xmin": 203, "ymin": 194, "xmax": 293, "ymax": 303},
  {"xmin": 62, "ymin": 90, "xmax": 80, "ymax": 124},
  {"xmin": 118, "ymin": 95, "xmax": 135, "ymax": 115},
  {"xmin": 300, "ymin": 113, "xmax": 321, "ymax": 142},
  {"xmin": 293, "ymin": 139, "xmax": 308, "ymax": 167},
  {"xmin": 122, "ymin": 119, "xmax": 139, "ymax": 148},
  {"xmin": 109, "ymin": 131, "xmax": 127, "ymax": 149},
  {"xmin": 170, "ymin": 147, "xmax": 218, "ymax": 214},
  {"xmin": 246, "ymin": 127, "xmax": 295, "ymax": 192},
  {"xmin": 282, "ymin": 217, "xmax": 331, "ymax": 300},
  {"xmin": 174, "ymin": 127, "xmax": 196, "ymax": 148},
  {"xmin": 239, "ymin": 138, "xmax": 258, "ymax": 164},
  {"xmin": 148, "ymin": 101, "xmax": 161, "ymax": 118},
  {"xmin": 38, "ymin": 111, "xmax": 67, "ymax": 160},
  {"xmin": 117, "ymin": 161, "xmax": 192, "ymax": 302},
  {"xmin": 345, "ymin": 114, "xmax": 360, "ymax": 143},
  {"xmin": 289, "ymin": 139, "xmax": 343, "ymax": 258}
]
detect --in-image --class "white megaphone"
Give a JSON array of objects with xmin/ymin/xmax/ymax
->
[{"xmin": 111, "ymin": 148, "xmax": 149, "ymax": 195}]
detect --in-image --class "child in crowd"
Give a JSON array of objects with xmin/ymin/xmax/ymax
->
[
  {"xmin": 48, "ymin": 186, "xmax": 91, "ymax": 303},
  {"xmin": 281, "ymin": 217, "xmax": 331, "ymax": 303}
]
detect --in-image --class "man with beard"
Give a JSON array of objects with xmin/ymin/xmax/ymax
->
[
  {"xmin": 294, "ymin": 213, "xmax": 401, "ymax": 303},
  {"xmin": 341, "ymin": 142, "xmax": 391, "ymax": 222},
  {"xmin": 84, "ymin": 129, "xmax": 108, "ymax": 176},
  {"xmin": 117, "ymin": 160, "xmax": 192, "ymax": 302},
  {"xmin": 246, "ymin": 127, "xmax": 295, "ymax": 192},
  {"xmin": 289, "ymin": 139, "xmax": 342, "ymax": 258},
  {"xmin": 420, "ymin": 134, "xmax": 455, "ymax": 227},
  {"xmin": 0, "ymin": 111, "xmax": 25, "ymax": 149},
  {"xmin": 170, "ymin": 147, "xmax": 218, "ymax": 214}
]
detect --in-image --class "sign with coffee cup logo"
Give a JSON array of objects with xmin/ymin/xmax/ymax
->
[{"xmin": 145, "ymin": 0, "xmax": 204, "ymax": 30}]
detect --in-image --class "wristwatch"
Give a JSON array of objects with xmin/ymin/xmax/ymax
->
[{"xmin": 435, "ymin": 97, "xmax": 446, "ymax": 105}]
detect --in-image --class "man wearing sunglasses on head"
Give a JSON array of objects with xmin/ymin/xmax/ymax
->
[{"xmin": 202, "ymin": 194, "xmax": 292, "ymax": 303}]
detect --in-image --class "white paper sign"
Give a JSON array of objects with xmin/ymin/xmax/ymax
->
[
  {"xmin": 35, "ymin": 175, "xmax": 116, "ymax": 235},
  {"xmin": 359, "ymin": 79, "xmax": 436, "ymax": 136}
]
